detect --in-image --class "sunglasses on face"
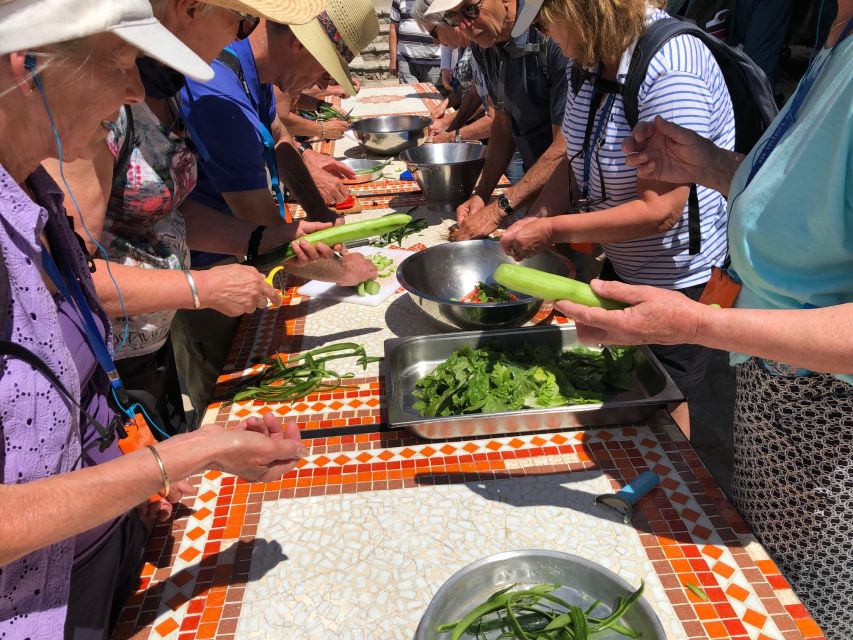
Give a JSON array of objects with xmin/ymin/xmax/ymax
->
[
  {"xmin": 442, "ymin": 0, "xmax": 484, "ymax": 27},
  {"xmin": 227, "ymin": 9, "xmax": 261, "ymax": 40}
]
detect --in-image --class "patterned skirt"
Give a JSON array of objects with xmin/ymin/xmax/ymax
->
[{"xmin": 731, "ymin": 359, "xmax": 853, "ymax": 637}]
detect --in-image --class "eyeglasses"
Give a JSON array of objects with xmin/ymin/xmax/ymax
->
[
  {"xmin": 442, "ymin": 0, "xmax": 484, "ymax": 27},
  {"xmin": 226, "ymin": 8, "xmax": 260, "ymax": 40}
]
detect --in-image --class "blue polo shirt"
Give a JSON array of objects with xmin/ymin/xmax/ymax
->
[
  {"xmin": 470, "ymin": 22, "xmax": 568, "ymax": 169},
  {"xmin": 180, "ymin": 39, "xmax": 278, "ymax": 265}
]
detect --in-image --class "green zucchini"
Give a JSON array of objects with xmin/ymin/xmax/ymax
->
[
  {"xmin": 275, "ymin": 214, "xmax": 412, "ymax": 263},
  {"xmin": 493, "ymin": 264, "xmax": 627, "ymax": 310},
  {"xmin": 365, "ymin": 280, "xmax": 381, "ymax": 295},
  {"xmin": 357, "ymin": 281, "xmax": 366, "ymax": 296}
]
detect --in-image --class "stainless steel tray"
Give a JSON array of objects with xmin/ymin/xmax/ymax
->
[{"xmin": 384, "ymin": 325, "xmax": 682, "ymax": 439}]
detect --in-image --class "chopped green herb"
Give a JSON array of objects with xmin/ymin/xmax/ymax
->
[{"xmin": 413, "ymin": 344, "xmax": 637, "ymax": 417}]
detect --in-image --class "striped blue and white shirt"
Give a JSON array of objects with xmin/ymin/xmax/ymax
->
[
  {"xmin": 391, "ymin": 0, "xmax": 441, "ymax": 65},
  {"xmin": 561, "ymin": 9, "xmax": 735, "ymax": 289}
]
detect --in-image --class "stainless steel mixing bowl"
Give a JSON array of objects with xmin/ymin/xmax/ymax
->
[
  {"xmin": 396, "ymin": 239, "xmax": 572, "ymax": 330},
  {"xmin": 400, "ymin": 143, "xmax": 486, "ymax": 214},
  {"xmin": 340, "ymin": 158, "xmax": 385, "ymax": 184},
  {"xmin": 349, "ymin": 115, "xmax": 433, "ymax": 155},
  {"xmin": 415, "ymin": 550, "xmax": 665, "ymax": 640}
]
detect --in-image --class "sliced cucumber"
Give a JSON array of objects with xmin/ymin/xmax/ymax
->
[{"xmin": 365, "ymin": 280, "xmax": 381, "ymax": 295}]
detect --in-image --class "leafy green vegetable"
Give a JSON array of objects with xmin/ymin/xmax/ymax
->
[
  {"xmin": 413, "ymin": 344, "xmax": 636, "ymax": 417},
  {"xmin": 461, "ymin": 281, "xmax": 518, "ymax": 303},
  {"xmin": 369, "ymin": 218, "xmax": 428, "ymax": 247},
  {"xmin": 436, "ymin": 582, "xmax": 645, "ymax": 639}
]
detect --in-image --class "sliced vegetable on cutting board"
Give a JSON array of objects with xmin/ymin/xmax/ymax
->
[
  {"xmin": 297, "ymin": 246, "xmax": 414, "ymax": 306},
  {"xmin": 494, "ymin": 264, "xmax": 627, "ymax": 310}
]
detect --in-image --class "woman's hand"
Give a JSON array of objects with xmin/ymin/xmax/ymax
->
[
  {"xmin": 137, "ymin": 479, "xmax": 195, "ymax": 529},
  {"xmin": 622, "ymin": 116, "xmax": 717, "ymax": 185},
  {"xmin": 334, "ymin": 252, "xmax": 379, "ymax": 286},
  {"xmin": 320, "ymin": 119, "xmax": 350, "ymax": 140},
  {"xmin": 500, "ymin": 217, "xmax": 554, "ymax": 260},
  {"xmin": 555, "ymin": 279, "xmax": 707, "ymax": 346},
  {"xmin": 193, "ymin": 264, "xmax": 280, "ymax": 316},
  {"xmin": 205, "ymin": 415, "xmax": 308, "ymax": 483}
]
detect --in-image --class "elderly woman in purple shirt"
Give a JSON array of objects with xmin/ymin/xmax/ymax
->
[{"xmin": 0, "ymin": 1, "xmax": 316, "ymax": 637}]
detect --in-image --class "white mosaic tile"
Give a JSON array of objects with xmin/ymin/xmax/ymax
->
[{"xmin": 235, "ymin": 471, "xmax": 686, "ymax": 639}]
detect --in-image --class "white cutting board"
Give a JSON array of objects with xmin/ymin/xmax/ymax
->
[{"xmin": 296, "ymin": 246, "xmax": 414, "ymax": 306}]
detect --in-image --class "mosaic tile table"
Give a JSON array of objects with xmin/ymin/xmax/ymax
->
[{"xmin": 114, "ymin": 85, "xmax": 824, "ymax": 640}]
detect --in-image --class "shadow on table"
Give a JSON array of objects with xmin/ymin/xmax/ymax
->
[
  {"xmin": 125, "ymin": 537, "xmax": 288, "ymax": 634},
  {"xmin": 406, "ymin": 90, "xmax": 442, "ymax": 100},
  {"xmin": 411, "ymin": 466, "xmax": 742, "ymax": 548}
]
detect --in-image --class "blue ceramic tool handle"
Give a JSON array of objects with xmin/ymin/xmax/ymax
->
[{"xmin": 614, "ymin": 471, "xmax": 660, "ymax": 506}]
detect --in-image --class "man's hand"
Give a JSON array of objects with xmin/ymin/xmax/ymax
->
[
  {"xmin": 334, "ymin": 252, "xmax": 379, "ymax": 286},
  {"xmin": 500, "ymin": 217, "xmax": 555, "ymax": 261},
  {"xmin": 389, "ymin": 61, "xmax": 398, "ymax": 76},
  {"xmin": 454, "ymin": 199, "xmax": 503, "ymax": 240},
  {"xmin": 456, "ymin": 194, "xmax": 486, "ymax": 225},
  {"xmin": 429, "ymin": 116, "xmax": 451, "ymax": 137},
  {"xmin": 302, "ymin": 150, "xmax": 353, "ymax": 204}
]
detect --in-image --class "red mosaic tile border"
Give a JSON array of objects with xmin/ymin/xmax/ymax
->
[{"xmin": 116, "ymin": 422, "xmax": 823, "ymax": 640}]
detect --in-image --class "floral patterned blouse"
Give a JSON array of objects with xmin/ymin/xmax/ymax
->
[{"xmin": 103, "ymin": 100, "xmax": 196, "ymax": 358}]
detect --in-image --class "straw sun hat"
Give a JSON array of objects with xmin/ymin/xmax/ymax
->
[
  {"xmin": 205, "ymin": 0, "xmax": 326, "ymax": 27},
  {"xmin": 290, "ymin": 0, "xmax": 379, "ymax": 95}
]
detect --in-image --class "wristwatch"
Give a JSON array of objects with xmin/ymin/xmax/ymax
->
[
  {"xmin": 497, "ymin": 194, "xmax": 514, "ymax": 216},
  {"xmin": 454, "ymin": 129, "xmax": 463, "ymax": 143},
  {"xmin": 297, "ymin": 141, "xmax": 313, "ymax": 155}
]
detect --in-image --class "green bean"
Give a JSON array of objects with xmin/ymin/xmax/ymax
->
[{"xmin": 685, "ymin": 582, "xmax": 708, "ymax": 602}]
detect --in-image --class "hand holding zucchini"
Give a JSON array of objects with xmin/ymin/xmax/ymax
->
[
  {"xmin": 494, "ymin": 264, "xmax": 628, "ymax": 310},
  {"xmin": 252, "ymin": 214, "xmax": 413, "ymax": 266}
]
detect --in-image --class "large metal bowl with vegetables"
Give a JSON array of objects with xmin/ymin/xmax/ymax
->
[
  {"xmin": 416, "ymin": 550, "xmax": 665, "ymax": 640},
  {"xmin": 396, "ymin": 239, "xmax": 572, "ymax": 331}
]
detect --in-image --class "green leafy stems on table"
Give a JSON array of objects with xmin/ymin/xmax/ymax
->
[
  {"xmin": 436, "ymin": 581, "xmax": 646, "ymax": 639},
  {"xmin": 413, "ymin": 344, "xmax": 637, "ymax": 418},
  {"xmin": 369, "ymin": 218, "xmax": 429, "ymax": 248},
  {"xmin": 228, "ymin": 342, "xmax": 382, "ymax": 404},
  {"xmin": 297, "ymin": 104, "xmax": 350, "ymax": 122}
]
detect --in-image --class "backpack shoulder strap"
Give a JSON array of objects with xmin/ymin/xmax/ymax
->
[
  {"xmin": 536, "ymin": 34, "xmax": 551, "ymax": 82},
  {"xmin": 622, "ymin": 17, "xmax": 705, "ymax": 255},
  {"xmin": 622, "ymin": 17, "xmax": 701, "ymax": 129}
]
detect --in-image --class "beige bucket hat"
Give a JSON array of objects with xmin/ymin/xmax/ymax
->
[
  {"xmin": 290, "ymin": 0, "xmax": 379, "ymax": 96},
  {"xmin": 205, "ymin": 0, "xmax": 326, "ymax": 26}
]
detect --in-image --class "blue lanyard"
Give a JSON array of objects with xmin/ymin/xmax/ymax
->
[
  {"xmin": 744, "ymin": 18, "xmax": 853, "ymax": 189},
  {"xmin": 223, "ymin": 46, "xmax": 287, "ymax": 221},
  {"xmin": 581, "ymin": 91, "xmax": 616, "ymax": 203},
  {"xmin": 40, "ymin": 244, "xmax": 125, "ymax": 396}
]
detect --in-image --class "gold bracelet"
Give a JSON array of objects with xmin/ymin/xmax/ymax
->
[{"xmin": 146, "ymin": 445, "xmax": 170, "ymax": 498}]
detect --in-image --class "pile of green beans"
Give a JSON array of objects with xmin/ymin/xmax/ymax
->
[
  {"xmin": 437, "ymin": 582, "xmax": 645, "ymax": 640},
  {"xmin": 229, "ymin": 342, "xmax": 381, "ymax": 404},
  {"xmin": 298, "ymin": 104, "xmax": 347, "ymax": 121},
  {"xmin": 369, "ymin": 218, "xmax": 429, "ymax": 247}
]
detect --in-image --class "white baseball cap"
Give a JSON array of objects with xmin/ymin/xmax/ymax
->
[
  {"xmin": 423, "ymin": 0, "xmax": 463, "ymax": 19},
  {"xmin": 0, "ymin": 0, "xmax": 214, "ymax": 81}
]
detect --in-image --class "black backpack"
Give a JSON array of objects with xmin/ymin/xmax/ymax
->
[
  {"xmin": 570, "ymin": 16, "xmax": 778, "ymax": 253},
  {"xmin": 667, "ymin": 0, "xmax": 734, "ymax": 42}
]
